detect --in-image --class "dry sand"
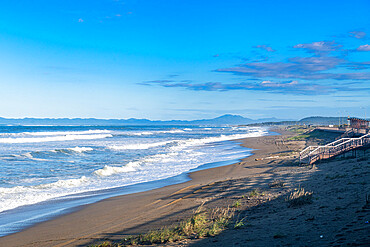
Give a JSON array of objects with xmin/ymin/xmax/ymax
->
[{"xmin": 0, "ymin": 128, "xmax": 369, "ymax": 247}]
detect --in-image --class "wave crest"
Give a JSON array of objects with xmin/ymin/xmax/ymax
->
[
  {"xmin": 109, "ymin": 141, "xmax": 175, "ymax": 150},
  {"xmin": 94, "ymin": 162, "xmax": 140, "ymax": 176},
  {"xmin": 0, "ymin": 134, "xmax": 112, "ymax": 143}
]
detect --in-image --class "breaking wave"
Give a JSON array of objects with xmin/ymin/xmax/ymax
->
[
  {"xmin": 94, "ymin": 162, "xmax": 140, "ymax": 176},
  {"xmin": 54, "ymin": 147, "xmax": 94, "ymax": 153},
  {"xmin": 109, "ymin": 141, "xmax": 175, "ymax": 150},
  {"xmin": 0, "ymin": 126, "xmax": 268, "ymax": 215},
  {"xmin": 0, "ymin": 134, "xmax": 112, "ymax": 143}
]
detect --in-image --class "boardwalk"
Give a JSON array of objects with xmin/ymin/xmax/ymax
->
[{"xmin": 300, "ymin": 133, "xmax": 370, "ymax": 164}]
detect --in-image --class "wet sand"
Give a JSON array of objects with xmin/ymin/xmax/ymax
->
[{"xmin": 1, "ymin": 128, "xmax": 369, "ymax": 246}]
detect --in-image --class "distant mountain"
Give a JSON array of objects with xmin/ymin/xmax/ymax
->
[
  {"xmin": 0, "ymin": 115, "xmax": 290, "ymax": 126},
  {"xmin": 191, "ymin": 114, "xmax": 253, "ymax": 125},
  {"xmin": 2, "ymin": 115, "xmax": 356, "ymax": 126}
]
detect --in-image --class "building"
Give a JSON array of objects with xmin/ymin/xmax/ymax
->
[{"xmin": 348, "ymin": 117, "xmax": 370, "ymax": 129}]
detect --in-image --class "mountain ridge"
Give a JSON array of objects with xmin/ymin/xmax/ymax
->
[
  {"xmin": 0, "ymin": 115, "xmax": 359, "ymax": 126},
  {"xmin": 0, "ymin": 114, "xmax": 290, "ymax": 126}
]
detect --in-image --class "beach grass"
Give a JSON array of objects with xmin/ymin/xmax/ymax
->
[
  {"xmin": 286, "ymin": 128, "xmax": 342, "ymax": 145},
  {"xmin": 108, "ymin": 205, "xmax": 236, "ymax": 246},
  {"xmin": 287, "ymin": 134, "xmax": 310, "ymax": 140},
  {"xmin": 248, "ymin": 188, "xmax": 264, "ymax": 197},
  {"xmin": 286, "ymin": 187, "xmax": 313, "ymax": 207},
  {"xmin": 268, "ymin": 180, "xmax": 285, "ymax": 188},
  {"xmin": 286, "ymin": 125, "xmax": 311, "ymax": 134},
  {"xmin": 234, "ymin": 215, "xmax": 247, "ymax": 229}
]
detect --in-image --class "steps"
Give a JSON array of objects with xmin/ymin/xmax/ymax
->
[{"xmin": 300, "ymin": 133, "xmax": 370, "ymax": 164}]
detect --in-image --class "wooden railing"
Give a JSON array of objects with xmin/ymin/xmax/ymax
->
[{"xmin": 300, "ymin": 133, "xmax": 370, "ymax": 164}]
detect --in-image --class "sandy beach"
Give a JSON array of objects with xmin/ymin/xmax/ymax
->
[
  {"xmin": 0, "ymin": 128, "xmax": 369, "ymax": 247},
  {"xmin": 2, "ymin": 1, "xmax": 369, "ymax": 246}
]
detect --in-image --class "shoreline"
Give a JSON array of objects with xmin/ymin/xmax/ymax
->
[
  {"xmin": 3, "ymin": 127, "xmax": 367, "ymax": 246},
  {"xmin": 0, "ymin": 128, "xmax": 278, "ymax": 246}
]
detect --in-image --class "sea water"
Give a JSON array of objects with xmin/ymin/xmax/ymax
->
[{"xmin": 0, "ymin": 125, "xmax": 268, "ymax": 236}]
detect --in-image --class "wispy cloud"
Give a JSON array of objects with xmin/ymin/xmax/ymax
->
[
  {"xmin": 349, "ymin": 31, "xmax": 366, "ymax": 39},
  {"xmin": 357, "ymin": 44, "xmax": 370, "ymax": 51},
  {"xmin": 141, "ymin": 38, "xmax": 370, "ymax": 96},
  {"xmin": 216, "ymin": 55, "xmax": 370, "ymax": 80},
  {"xmin": 255, "ymin": 45, "xmax": 276, "ymax": 52},
  {"xmin": 140, "ymin": 79, "xmax": 357, "ymax": 95},
  {"xmin": 293, "ymin": 41, "xmax": 342, "ymax": 54},
  {"xmin": 140, "ymin": 80, "xmax": 175, "ymax": 85},
  {"xmin": 344, "ymin": 61, "xmax": 370, "ymax": 70}
]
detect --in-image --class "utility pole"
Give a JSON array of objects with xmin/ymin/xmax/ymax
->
[{"xmin": 361, "ymin": 107, "xmax": 367, "ymax": 120}]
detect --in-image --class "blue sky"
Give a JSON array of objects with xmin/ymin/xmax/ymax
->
[{"xmin": 0, "ymin": 0, "xmax": 369, "ymax": 120}]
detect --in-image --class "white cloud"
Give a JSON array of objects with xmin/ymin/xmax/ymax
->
[
  {"xmin": 357, "ymin": 44, "xmax": 370, "ymax": 51},
  {"xmin": 293, "ymin": 41, "xmax": 341, "ymax": 53}
]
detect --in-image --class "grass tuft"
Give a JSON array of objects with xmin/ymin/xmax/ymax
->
[
  {"xmin": 248, "ymin": 188, "xmax": 264, "ymax": 198},
  {"xmin": 234, "ymin": 215, "xmax": 247, "ymax": 229},
  {"xmin": 286, "ymin": 186, "xmax": 313, "ymax": 207},
  {"xmin": 91, "ymin": 241, "xmax": 121, "ymax": 247},
  {"xmin": 268, "ymin": 180, "xmax": 285, "ymax": 188},
  {"xmin": 120, "ymin": 205, "xmax": 235, "ymax": 245},
  {"xmin": 287, "ymin": 134, "xmax": 310, "ymax": 141},
  {"xmin": 232, "ymin": 200, "xmax": 242, "ymax": 208}
]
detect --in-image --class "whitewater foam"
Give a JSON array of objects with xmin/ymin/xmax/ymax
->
[
  {"xmin": 23, "ymin": 152, "xmax": 50, "ymax": 161},
  {"xmin": 124, "ymin": 129, "xmax": 184, "ymax": 136},
  {"xmin": 0, "ymin": 125, "xmax": 269, "ymax": 216},
  {"xmin": 109, "ymin": 141, "xmax": 175, "ymax": 150},
  {"xmin": 0, "ymin": 134, "xmax": 112, "ymax": 143},
  {"xmin": 66, "ymin": 147, "xmax": 93, "ymax": 153},
  {"xmin": 0, "ymin": 129, "xmax": 111, "ymax": 137},
  {"xmin": 171, "ymin": 130, "xmax": 267, "ymax": 150},
  {"xmin": 0, "ymin": 176, "xmax": 90, "ymax": 212},
  {"xmin": 125, "ymin": 131, "xmax": 154, "ymax": 136},
  {"xmin": 94, "ymin": 162, "xmax": 140, "ymax": 177}
]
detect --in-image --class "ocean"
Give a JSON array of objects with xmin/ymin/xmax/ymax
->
[{"xmin": 0, "ymin": 125, "xmax": 268, "ymax": 236}]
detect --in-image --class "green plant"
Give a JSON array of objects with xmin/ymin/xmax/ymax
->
[
  {"xmin": 233, "ymin": 200, "xmax": 242, "ymax": 208},
  {"xmin": 91, "ymin": 241, "xmax": 122, "ymax": 247},
  {"xmin": 248, "ymin": 188, "xmax": 263, "ymax": 197},
  {"xmin": 121, "ymin": 205, "xmax": 236, "ymax": 245},
  {"xmin": 234, "ymin": 216, "xmax": 246, "ymax": 229},
  {"xmin": 287, "ymin": 134, "xmax": 310, "ymax": 141}
]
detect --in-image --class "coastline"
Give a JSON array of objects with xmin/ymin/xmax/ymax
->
[
  {"xmin": 0, "ymin": 126, "xmax": 260, "ymax": 237},
  {"xmin": 0, "ymin": 128, "xmax": 283, "ymax": 246},
  {"xmin": 1, "ymin": 127, "xmax": 368, "ymax": 246}
]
